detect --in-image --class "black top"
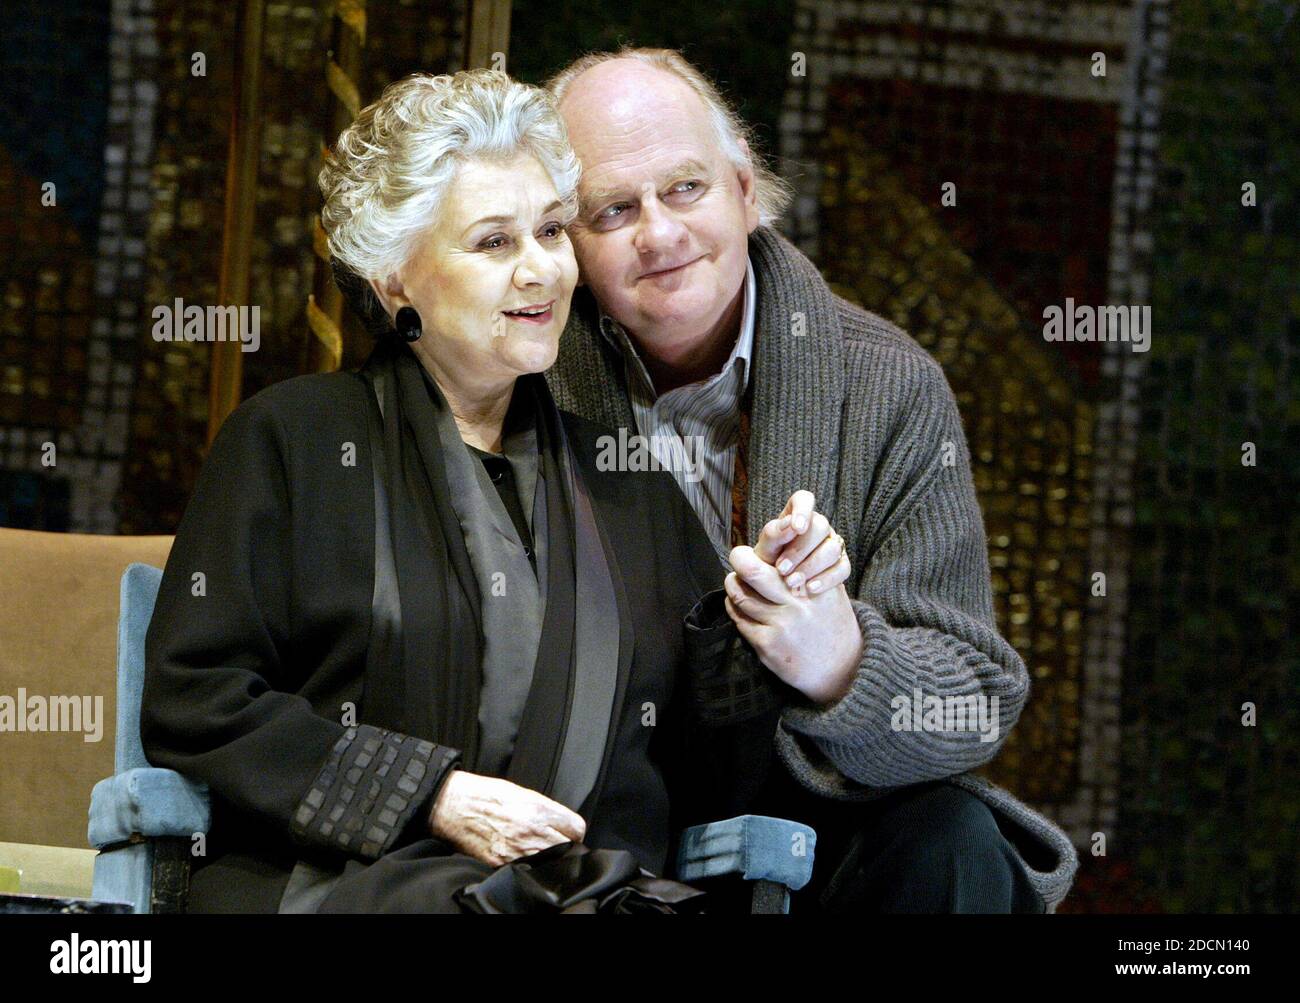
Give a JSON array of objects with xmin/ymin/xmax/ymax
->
[{"xmin": 467, "ymin": 443, "xmax": 536, "ymax": 574}]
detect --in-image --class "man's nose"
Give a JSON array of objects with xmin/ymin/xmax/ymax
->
[{"xmin": 634, "ymin": 195, "xmax": 688, "ymax": 256}]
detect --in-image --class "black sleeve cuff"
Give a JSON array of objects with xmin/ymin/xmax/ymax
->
[
  {"xmin": 290, "ymin": 724, "xmax": 462, "ymax": 860},
  {"xmin": 683, "ymin": 588, "xmax": 792, "ymax": 726}
]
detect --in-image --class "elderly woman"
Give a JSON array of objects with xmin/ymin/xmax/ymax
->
[{"xmin": 140, "ymin": 69, "xmax": 846, "ymax": 914}]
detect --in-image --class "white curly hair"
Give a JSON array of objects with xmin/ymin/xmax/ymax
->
[{"xmin": 319, "ymin": 68, "xmax": 582, "ymax": 330}]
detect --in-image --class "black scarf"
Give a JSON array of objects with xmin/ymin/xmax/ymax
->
[{"xmin": 356, "ymin": 338, "xmax": 625, "ymax": 814}]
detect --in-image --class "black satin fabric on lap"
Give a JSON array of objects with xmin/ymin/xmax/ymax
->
[{"xmin": 453, "ymin": 842, "xmax": 709, "ymax": 915}]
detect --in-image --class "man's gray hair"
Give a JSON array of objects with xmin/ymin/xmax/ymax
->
[
  {"xmin": 320, "ymin": 68, "xmax": 581, "ymax": 333},
  {"xmin": 545, "ymin": 47, "xmax": 793, "ymax": 228}
]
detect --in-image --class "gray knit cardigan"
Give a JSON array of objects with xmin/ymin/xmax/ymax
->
[{"xmin": 545, "ymin": 225, "xmax": 1080, "ymax": 912}]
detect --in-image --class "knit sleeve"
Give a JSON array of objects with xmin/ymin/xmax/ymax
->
[
  {"xmin": 140, "ymin": 393, "xmax": 461, "ymax": 862},
  {"xmin": 774, "ymin": 360, "xmax": 1030, "ymax": 796}
]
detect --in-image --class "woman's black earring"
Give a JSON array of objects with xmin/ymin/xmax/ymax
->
[{"xmin": 394, "ymin": 306, "xmax": 422, "ymax": 342}]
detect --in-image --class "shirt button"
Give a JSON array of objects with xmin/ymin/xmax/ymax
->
[
  {"xmin": 523, "ymin": 545, "xmax": 533, "ymax": 557},
  {"xmin": 490, "ymin": 468, "xmax": 504, "ymax": 483}
]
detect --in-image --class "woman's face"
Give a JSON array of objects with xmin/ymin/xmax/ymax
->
[{"xmin": 378, "ymin": 153, "xmax": 579, "ymax": 399}]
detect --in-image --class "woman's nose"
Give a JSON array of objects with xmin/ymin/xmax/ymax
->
[{"xmin": 514, "ymin": 235, "xmax": 562, "ymax": 288}]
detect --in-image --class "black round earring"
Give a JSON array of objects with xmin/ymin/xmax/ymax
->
[{"xmin": 394, "ymin": 306, "xmax": 422, "ymax": 342}]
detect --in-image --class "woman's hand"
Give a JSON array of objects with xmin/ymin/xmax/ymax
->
[
  {"xmin": 427, "ymin": 770, "xmax": 587, "ymax": 868},
  {"xmin": 755, "ymin": 490, "xmax": 852, "ymax": 596}
]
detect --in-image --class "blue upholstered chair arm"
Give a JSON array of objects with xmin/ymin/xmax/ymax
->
[
  {"xmin": 675, "ymin": 814, "xmax": 817, "ymax": 891},
  {"xmin": 88, "ymin": 767, "xmax": 211, "ymax": 849}
]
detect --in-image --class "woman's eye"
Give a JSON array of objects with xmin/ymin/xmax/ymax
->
[
  {"xmin": 541, "ymin": 223, "xmax": 563, "ymax": 239},
  {"xmin": 481, "ymin": 235, "xmax": 508, "ymax": 250}
]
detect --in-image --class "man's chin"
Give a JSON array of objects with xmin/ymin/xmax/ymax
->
[
  {"xmin": 628, "ymin": 292, "xmax": 719, "ymax": 334},
  {"xmin": 641, "ymin": 310, "xmax": 720, "ymax": 345}
]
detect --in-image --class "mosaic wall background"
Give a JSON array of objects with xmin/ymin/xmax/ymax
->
[
  {"xmin": 1, "ymin": 0, "xmax": 131, "ymax": 533},
  {"xmin": 1121, "ymin": 0, "xmax": 1298, "ymax": 913},
  {"xmin": 1, "ymin": 0, "xmax": 1295, "ymax": 912},
  {"xmin": 0, "ymin": 0, "xmax": 464, "ymax": 535}
]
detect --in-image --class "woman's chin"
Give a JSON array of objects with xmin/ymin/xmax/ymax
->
[
  {"xmin": 509, "ymin": 337, "xmax": 560, "ymax": 375},
  {"xmin": 506, "ymin": 356, "xmax": 556, "ymax": 379}
]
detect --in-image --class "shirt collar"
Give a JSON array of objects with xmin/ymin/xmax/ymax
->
[{"xmin": 597, "ymin": 255, "xmax": 756, "ymax": 399}]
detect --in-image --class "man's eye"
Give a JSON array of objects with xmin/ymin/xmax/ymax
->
[
  {"xmin": 669, "ymin": 180, "xmax": 702, "ymax": 196},
  {"xmin": 599, "ymin": 203, "xmax": 628, "ymax": 219}
]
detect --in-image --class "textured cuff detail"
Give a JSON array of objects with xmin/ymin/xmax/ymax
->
[
  {"xmin": 683, "ymin": 588, "xmax": 791, "ymax": 726},
  {"xmin": 291, "ymin": 724, "xmax": 461, "ymax": 860}
]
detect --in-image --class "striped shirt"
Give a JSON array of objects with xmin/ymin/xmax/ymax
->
[{"xmin": 597, "ymin": 256, "xmax": 757, "ymax": 560}]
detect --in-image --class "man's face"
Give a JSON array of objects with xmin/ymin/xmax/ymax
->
[{"xmin": 558, "ymin": 61, "xmax": 760, "ymax": 357}]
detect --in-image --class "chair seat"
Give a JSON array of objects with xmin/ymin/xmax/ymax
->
[
  {"xmin": 676, "ymin": 814, "xmax": 817, "ymax": 890},
  {"xmin": 88, "ymin": 767, "xmax": 211, "ymax": 848}
]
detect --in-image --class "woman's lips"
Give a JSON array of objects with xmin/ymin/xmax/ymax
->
[{"xmin": 502, "ymin": 301, "xmax": 555, "ymax": 324}]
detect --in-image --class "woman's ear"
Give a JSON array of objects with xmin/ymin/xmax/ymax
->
[
  {"xmin": 368, "ymin": 273, "xmax": 407, "ymax": 319},
  {"xmin": 367, "ymin": 276, "xmax": 390, "ymax": 319}
]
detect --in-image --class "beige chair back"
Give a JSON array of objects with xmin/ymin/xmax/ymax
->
[{"xmin": 0, "ymin": 528, "xmax": 173, "ymax": 848}]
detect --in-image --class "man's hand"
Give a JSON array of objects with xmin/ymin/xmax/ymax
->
[
  {"xmin": 724, "ymin": 491, "xmax": 863, "ymax": 705},
  {"xmin": 427, "ymin": 770, "xmax": 587, "ymax": 868}
]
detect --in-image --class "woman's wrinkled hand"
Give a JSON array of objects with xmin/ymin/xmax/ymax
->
[{"xmin": 426, "ymin": 770, "xmax": 587, "ymax": 868}]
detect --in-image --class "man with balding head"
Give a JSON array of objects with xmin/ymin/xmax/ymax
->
[{"xmin": 543, "ymin": 48, "xmax": 1078, "ymax": 913}]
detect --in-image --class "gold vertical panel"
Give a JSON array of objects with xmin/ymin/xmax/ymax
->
[
  {"xmin": 307, "ymin": 0, "xmax": 367, "ymax": 375},
  {"xmin": 465, "ymin": 0, "xmax": 511, "ymax": 70},
  {"xmin": 207, "ymin": 0, "xmax": 267, "ymax": 447},
  {"xmin": 306, "ymin": 294, "xmax": 343, "ymax": 372}
]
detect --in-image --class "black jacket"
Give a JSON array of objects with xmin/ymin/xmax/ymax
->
[{"xmin": 140, "ymin": 367, "xmax": 741, "ymax": 913}]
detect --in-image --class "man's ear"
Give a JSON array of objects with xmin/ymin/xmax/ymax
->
[{"xmin": 735, "ymin": 138, "xmax": 761, "ymax": 234}]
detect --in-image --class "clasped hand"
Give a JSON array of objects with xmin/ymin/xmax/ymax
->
[{"xmin": 724, "ymin": 490, "xmax": 863, "ymax": 705}]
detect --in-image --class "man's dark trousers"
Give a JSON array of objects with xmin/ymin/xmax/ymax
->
[{"xmin": 751, "ymin": 765, "xmax": 1046, "ymax": 914}]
